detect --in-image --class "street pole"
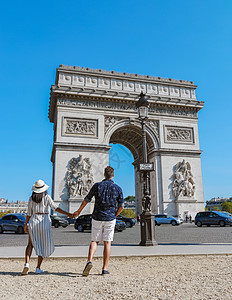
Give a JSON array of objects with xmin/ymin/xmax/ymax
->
[{"xmin": 137, "ymin": 93, "xmax": 157, "ymax": 246}]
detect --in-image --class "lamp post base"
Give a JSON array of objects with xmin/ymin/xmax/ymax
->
[{"xmin": 139, "ymin": 210, "xmax": 157, "ymax": 246}]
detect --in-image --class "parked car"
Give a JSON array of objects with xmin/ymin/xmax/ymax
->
[
  {"xmin": 74, "ymin": 214, "xmax": 92, "ymax": 232},
  {"xmin": 115, "ymin": 219, "xmax": 126, "ymax": 232},
  {"xmin": 74, "ymin": 214, "xmax": 126, "ymax": 232},
  {"xmin": 194, "ymin": 211, "xmax": 232, "ymax": 227},
  {"xmin": 66, "ymin": 217, "xmax": 75, "ymax": 224},
  {"xmin": 0, "ymin": 213, "xmax": 26, "ymax": 234},
  {"xmin": 50, "ymin": 215, "xmax": 69, "ymax": 228},
  {"xmin": 155, "ymin": 214, "xmax": 181, "ymax": 226},
  {"xmin": 221, "ymin": 211, "xmax": 232, "ymax": 217},
  {"xmin": 116, "ymin": 215, "xmax": 136, "ymax": 228}
]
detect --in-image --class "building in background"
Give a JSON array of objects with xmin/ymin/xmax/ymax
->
[
  {"xmin": 0, "ymin": 198, "xmax": 27, "ymax": 214},
  {"xmin": 206, "ymin": 197, "xmax": 232, "ymax": 211}
]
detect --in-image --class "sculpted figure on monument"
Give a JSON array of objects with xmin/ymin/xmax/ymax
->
[
  {"xmin": 172, "ymin": 160, "xmax": 195, "ymax": 198},
  {"xmin": 66, "ymin": 155, "xmax": 94, "ymax": 197}
]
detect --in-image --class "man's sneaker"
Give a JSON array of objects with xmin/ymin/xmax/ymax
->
[
  {"xmin": 21, "ymin": 264, "xmax": 29, "ymax": 276},
  {"xmin": 82, "ymin": 262, "xmax": 93, "ymax": 277},
  {"xmin": 102, "ymin": 270, "xmax": 110, "ymax": 275},
  {"xmin": 35, "ymin": 268, "xmax": 44, "ymax": 274}
]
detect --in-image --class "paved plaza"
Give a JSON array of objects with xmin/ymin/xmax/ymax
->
[
  {"xmin": 1, "ymin": 256, "xmax": 231, "ymax": 300},
  {"xmin": 1, "ymin": 223, "xmax": 232, "ymax": 299}
]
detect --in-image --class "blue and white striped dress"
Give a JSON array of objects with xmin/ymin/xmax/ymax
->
[{"xmin": 27, "ymin": 194, "xmax": 58, "ymax": 258}]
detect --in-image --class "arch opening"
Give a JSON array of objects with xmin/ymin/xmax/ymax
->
[{"xmin": 108, "ymin": 124, "xmax": 157, "ymax": 216}]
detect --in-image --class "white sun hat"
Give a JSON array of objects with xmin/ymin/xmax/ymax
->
[{"xmin": 32, "ymin": 179, "xmax": 49, "ymax": 193}]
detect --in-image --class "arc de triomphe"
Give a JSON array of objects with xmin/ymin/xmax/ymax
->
[{"xmin": 49, "ymin": 65, "xmax": 204, "ymax": 218}]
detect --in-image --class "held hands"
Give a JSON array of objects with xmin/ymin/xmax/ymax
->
[
  {"xmin": 67, "ymin": 213, "xmax": 74, "ymax": 219},
  {"xmin": 66, "ymin": 211, "xmax": 80, "ymax": 219},
  {"xmin": 73, "ymin": 210, "xmax": 80, "ymax": 219}
]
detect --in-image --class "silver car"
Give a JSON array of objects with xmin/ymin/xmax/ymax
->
[{"xmin": 155, "ymin": 214, "xmax": 182, "ymax": 226}]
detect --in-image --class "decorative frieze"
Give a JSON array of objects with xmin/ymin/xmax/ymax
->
[
  {"xmin": 63, "ymin": 117, "xmax": 98, "ymax": 137},
  {"xmin": 165, "ymin": 126, "xmax": 194, "ymax": 144},
  {"xmin": 57, "ymin": 99, "xmax": 197, "ymax": 118}
]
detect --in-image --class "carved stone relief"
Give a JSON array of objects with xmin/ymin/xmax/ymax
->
[
  {"xmin": 172, "ymin": 160, "xmax": 195, "ymax": 199},
  {"xmin": 63, "ymin": 117, "xmax": 98, "ymax": 137},
  {"xmin": 104, "ymin": 116, "xmax": 128, "ymax": 134},
  {"xmin": 165, "ymin": 126, "xmax": 194, "ymax": 144},
  {"xmin": 57, "ymin": 99, "xmax": 197, "ymax": 118},
  {"xmin": 66, "ymin": 155, "xmax": 94, "ymax": 197},
  {"xmin": 146, "ymin": 120, "xmax": 159, "ymax": 138}
]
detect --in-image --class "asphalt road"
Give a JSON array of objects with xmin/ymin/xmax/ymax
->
[{"xmin": 1, "ymin": 223, "xmax": 232, "ymax": 247}]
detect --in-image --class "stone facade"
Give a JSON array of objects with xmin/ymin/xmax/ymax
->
[{"xmin": 49, "ymin": 65, "xmax": 205, "ymax": 217}]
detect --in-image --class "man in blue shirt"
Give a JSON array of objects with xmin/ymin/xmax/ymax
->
[{"xmin": 73, "ymin": 166, "xmax": 124, "ymax": 276}]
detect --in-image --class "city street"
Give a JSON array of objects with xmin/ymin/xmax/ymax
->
[{"xmin": 1, "ymin": 223, "xmax": 232, "ymax": 247}]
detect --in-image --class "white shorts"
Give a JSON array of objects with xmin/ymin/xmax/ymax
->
[{"xmin": 91, "ymin": 219, "xmax": 116, "ymax": 242}]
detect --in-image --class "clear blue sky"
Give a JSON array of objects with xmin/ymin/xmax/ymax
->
[{"xmin": 0, "ymin": 0, "xmax": 231, "ymax": 202}]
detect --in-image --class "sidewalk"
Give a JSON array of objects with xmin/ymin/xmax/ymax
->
[{"xmin": 1, "ymin": 243, "xmax": 232, "ymax": 258}]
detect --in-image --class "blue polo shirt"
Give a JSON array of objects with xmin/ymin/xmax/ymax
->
[{"xmin": 84, "ymin": 179, "xmax": 124, "ymax": 221}]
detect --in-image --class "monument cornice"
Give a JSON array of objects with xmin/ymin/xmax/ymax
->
[
  {"xmin": 56, "ymin": 65, "xmax": 197, "ymax": 88},
  {"xmin": 49, "ymin": 65, "xmax": 204, "ymax": 122}
]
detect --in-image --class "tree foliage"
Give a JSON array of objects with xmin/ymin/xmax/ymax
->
[
  {"xmin": 0, "ymin": 210, "xmax": 13, "ymax": 218},
  {"xmin": 213, "ymin": 206, "xmax": 220, "ymax": 211},
  {"xmin": 120, "ymin": 208, "xmax": 136, "ymax": 218},
  {"xmin": 221, "ymin": 202, "xmax": 232, "ymax": 214}
]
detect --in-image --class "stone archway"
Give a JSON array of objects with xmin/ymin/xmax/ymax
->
[
  {"xmin": 106, "ymin": 121, "xmax": 159, "ymax": 215},
  {"xmin": 49, "ymin": 65, "xmax": 205, "ymax": 218}
]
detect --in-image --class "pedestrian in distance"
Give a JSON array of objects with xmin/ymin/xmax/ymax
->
[
  {"xmin": 21, "ymin": 179, "xmax": 72, "ymax": 275},
  {"xmin": 73, "ymin": 166, "xmax": 124, "ymax": 276}
]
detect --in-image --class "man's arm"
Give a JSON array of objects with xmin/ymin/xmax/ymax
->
[
  {"xmin": 115, "ymin": 206, "xmax": 124, "ymax": 218},
  {"xmin": 116, "ymin": 187, "xmax": 124, "ymax": 217},
  {"xmin": 73, "ymin": 199, "xmax": 88, "ymax": 218},
  {"xmin": 73, "ymin": 183, "xmax": 97, "ymax": 218}
]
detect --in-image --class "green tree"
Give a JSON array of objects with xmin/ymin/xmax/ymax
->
[
  {"xmin": 120, "ymin": 208, "xmax": 136, "ymax": 218},
  {"xmin": 221, "ymin": 202, "xmax": 232, "ymax": 214},
  {"xmin": 0, "ymin": 210, "xmax": 13, "ymax": 218},
  {"xmin": 213, "ymin": 206, "xmax": 220, "ymax": 211}
]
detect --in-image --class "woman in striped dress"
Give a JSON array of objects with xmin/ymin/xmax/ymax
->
[{"xmin": 21, "ymin": 179, "xmax": 72, "ymax": 275}]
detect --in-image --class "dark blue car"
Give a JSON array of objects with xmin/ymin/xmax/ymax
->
[
  {"xmin": 0, "ymin": 213, "xmax": 26, "ymax": 234},
  {"xmin": 194, "ymin": 211, "xmax": 232, "ymax": 227}
]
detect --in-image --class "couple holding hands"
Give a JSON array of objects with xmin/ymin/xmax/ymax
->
[{"xmin": 22, "ymin": 166, "xmax": 124, "ymax": 276}]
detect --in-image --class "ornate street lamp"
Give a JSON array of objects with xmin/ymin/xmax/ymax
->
[{"xmin": 136, "ymin": 92, "xmax": 157, "ymax": 246}]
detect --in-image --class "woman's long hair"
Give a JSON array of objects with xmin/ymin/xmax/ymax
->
[{"xmin": 31, "ymin": 191, "xmax": 47, "ymax": 203}]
